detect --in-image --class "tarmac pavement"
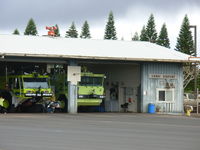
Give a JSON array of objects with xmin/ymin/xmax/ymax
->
[{"xmin": 0, "ymin": 113, "xmax": 200, "ymax": 150}]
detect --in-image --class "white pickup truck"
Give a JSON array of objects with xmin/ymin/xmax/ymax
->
[{"xmin": 184, "ymin": 93, "xmax": 200, "ymax": 112}]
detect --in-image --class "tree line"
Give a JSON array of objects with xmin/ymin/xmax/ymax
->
[{"xmin": 13, "ymin": 11, "xmax": 195, "ymax": 56}]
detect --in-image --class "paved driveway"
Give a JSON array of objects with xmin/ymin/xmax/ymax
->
[{"xmin": 0, "ymin": 113, "xmax": 200, "ymax": 150}]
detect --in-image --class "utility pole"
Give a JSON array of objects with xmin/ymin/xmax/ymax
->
[{"xmin": 189, "ymin": 25, "xmax": 197, "ymax": 98}]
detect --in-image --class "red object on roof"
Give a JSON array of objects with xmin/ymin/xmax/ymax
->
[{"xmin": 46, "ymin": 26, "xmax": 57, "ymax": 36}]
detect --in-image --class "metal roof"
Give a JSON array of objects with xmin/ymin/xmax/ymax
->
[{"xmin": 0, "ymin": 34, "xmax": 196, "ymax": 63}]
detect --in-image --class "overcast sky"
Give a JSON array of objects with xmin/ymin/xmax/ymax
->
[{"xmin": 1, "ymin": 0, "xmax": 200, "ymax": 54}]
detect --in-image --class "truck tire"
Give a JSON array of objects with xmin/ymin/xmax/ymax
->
[
  {"xmin": 9, "ymin": 104, "xmax": 16, "ymax": 113},
  {"xmin": 1, "ymin": 90, "xmax": 12, "ymax": 111}
]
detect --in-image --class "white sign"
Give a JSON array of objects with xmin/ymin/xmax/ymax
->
[
  {"xmin": 149, "ymin": 74, "xmax": 176, "ymax": 79},
  {"xmin": 67, "ymin": 66, "xmax": 81, "ymax": 85}
]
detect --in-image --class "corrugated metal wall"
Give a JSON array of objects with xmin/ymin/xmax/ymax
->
[{"xmin": 141, "ymin": 62, "xmax": 183, "ymax": 113}]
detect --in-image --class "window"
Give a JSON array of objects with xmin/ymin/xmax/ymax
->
[
  {"xmin": 23, "ymin": 78, "xmax": 49, "ymax": 89},
  {"xmin": 157, "ymin": 89, "xmax": 174, "ymax": 102},
  {"xmin": 20, "ymin": 78, "xmax": 23, "ymax": 89},
  {"xmin": 79, "ymin": 76, "xmax": 103, "ymax": 86},
  {"xmin": 188, "ymin": 93, "xmax": 195, "ymax": 99},
  {"xmin": 8, "ymin": 78, "xmax": 14, "ymax": 89},
  {"xmin": 159, "ymin": 90, "xmax": 165, "ymax": 101},
  {"xmin": 14, "ymin": 78, "xmax": 20, "ymax": 89}
]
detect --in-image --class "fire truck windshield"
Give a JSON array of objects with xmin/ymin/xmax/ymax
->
[
  {"xmin": 23, "ymin": 78, "xmax": 49, "ymax": 89},
  {"xmin": 79, "ymin": 76, "xmax": 103, "ymax": 86}
]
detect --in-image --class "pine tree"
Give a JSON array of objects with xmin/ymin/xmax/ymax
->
[
  {"xmin": 175, "ymin": 15, "xmax": 194, "ymax": 55},
  {"xmin": 66, "ymin": 22, "xmax": 78, "ymax": 38},
  {"xmin": 156, "ymin": 23, "xmax": 170, "ymax": 48},
  {"xmin": 104, "ymin": 11, "xmax": 117, "ymax": 40},
  {"xmin": 13, "ymin": 29, "xmax": 20, "ymax": 35},
  {"xmin": 54, "ymin": 24, "xmax": 60, "ymax": 37},
  {"xmin": 140, "ymin": 26, "xmax": 148, "ymax": 41},
  {"xmin": 145, "ymin": 14, "xmax": 157, "ymax": 43},
  {"xmin": 80, "ymin": 21, "xmax": 91, "ymax": 39},
  {"xmin": 132, "ymin": 32, "xmax": 139, "ymax": 41},
  {"xmin": 24, "ymin": 18, "xmax": 38, "ymax": 35}
]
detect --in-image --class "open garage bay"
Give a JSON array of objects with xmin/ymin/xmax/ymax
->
[{"xmin": 0, "ymin": 113, "xmax": 200, "ymax": 150}]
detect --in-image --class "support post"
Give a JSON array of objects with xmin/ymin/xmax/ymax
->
[
  {"xmin": 5, "ymin": 63, "xmax": 8, "ymax": 84},
  {"xmin": 194, "ymin": 26, "xmax": 197, "ymax": 100},
  {"xmin": 68, "ymin": 81, "xmax": 78, "ymax": 114},
  {"xmin": 197, "ymin": 88, "xmax": 199, "ymax": 114},
  {"xmin": 67, "ymin": 60, "xmax": 81, "ymax": 114},
  {"xmin": 189, "ymin": 25, "xmax": 197, "ymax": 98}
]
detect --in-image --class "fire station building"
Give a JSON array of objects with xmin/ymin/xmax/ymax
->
[{"xmin": 0, "ymin": 34, "xmax": 196, "ymax": 114}]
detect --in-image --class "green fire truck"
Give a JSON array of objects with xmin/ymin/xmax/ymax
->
[
  {"xmin": 0, "ymin": 73, "xmax": 54, "ymax": 112},
  {"xmin": 51, "ymin": 71, "xmax": 105, "ymax": 111},
  {"xmin": 0, "ymin": 69, "xmax": 105, "ymax": 112},
  {"xmin": 78, "ymin": 72, "xmax": 105, "ymax": 106}
]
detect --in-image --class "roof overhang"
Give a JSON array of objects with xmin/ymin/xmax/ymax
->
[
  {"xmin": 0, "ymin": 35, "xmax": 198, "ymax": 63},
  {"xmin": 0, "ymin": 52, "xmax": 198, "ymax": 63}
]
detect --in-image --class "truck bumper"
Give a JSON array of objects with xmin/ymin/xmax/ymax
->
[{"xmin": 78, "ymin": 99, "xmax": 102, "ymax": 106}]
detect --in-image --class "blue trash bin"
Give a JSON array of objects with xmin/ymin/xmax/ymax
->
[{"xmin": 148, "ymin": 103, "xmax": 155, "ymax": 114}]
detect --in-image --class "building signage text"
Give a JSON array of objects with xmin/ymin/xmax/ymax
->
[{"xmin": 149, "ymin": 74, "xmax": 176, "ymax": 79}]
